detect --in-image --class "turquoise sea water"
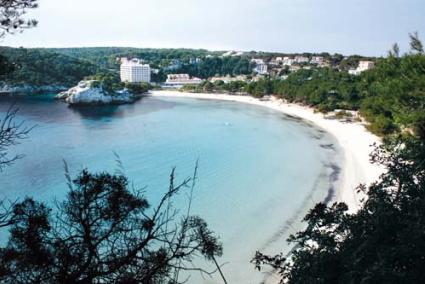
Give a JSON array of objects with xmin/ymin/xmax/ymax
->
[{"xmin": 0, "ymin": 95, "xmax": 342, "ymax": 283}]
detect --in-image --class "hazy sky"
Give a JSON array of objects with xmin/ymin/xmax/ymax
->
[{"xmin": 1, "ymin": 0, "xmax": 424, "ymax": 56}]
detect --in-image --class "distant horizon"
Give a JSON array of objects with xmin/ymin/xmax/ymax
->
[{"xmin": 1, "ymin": 0, "xmax": 424, "ymax": 57}]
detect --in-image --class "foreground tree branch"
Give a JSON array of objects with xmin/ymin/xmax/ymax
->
[
  {"xmin": 0, "ymin": 0, "xmax": 38, "ymax": 38},
  {"xmin": 0, "ymin": 105, "xmax": 33, "ymax": 171},
  {"xmin": 0, "ymin": 166, "xmax": 224, "ymax": 283},
  {"xmin": 252, "ymin": 135, "xmax": 425, "ymax": 283}
]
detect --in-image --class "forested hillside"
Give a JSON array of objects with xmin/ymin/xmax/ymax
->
[
  {"xmin": 47, "ymin": 47, "xmax": 254, "ymax": 80},
  {"xmin": 273, "ymin": 52, "xmax": 425, "ymax": 137},
  {"xmin": 183, "ymin": 42, "xmax": 425, "ymax": 138},
  {"xmin": 0, "ymin": 46, "xmax": 376, "ymax": 88},
  {"xmin": 272, "ymin": 53, "xmax": 425, "ymax": 136},
  {"xmin": 0, "ymin": 47, "xmax": 104, "ymax": 87},
  {"xmin": 1, "ymin": 43, "xmax": 424, "ymax": 138},
  {"xmin": 0, "ymin": 47, "xmax": 254, "ymax": 85},
  {"xmin": 44, "ymin": 47, "xmax": 217, "ymax": 70}
]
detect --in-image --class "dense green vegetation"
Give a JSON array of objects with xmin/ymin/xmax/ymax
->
[
  {"xmin": 1, "ymin": 4, "xmax": 425, "ymax": 280},
  {"xmin": 176, "ymin": 56, "xmax": 253, "ymax": 78},
  {"xmin": 181, "ymin": 79, "xmax": 246, "ymax": 93},
  {"xmin": 0, "ymin": 167, "xmax": 223, "ymax": 283},
  {"xmin": 271, "ymin": 68, "xmax": 360, "ymax": 110},
  {"xmin": 359, "ymin": 53, "xmax": 425, "ymax": 137},
  {"xmin": 0, "ymin": 47, "xmax": 104, "ymax": 86},
  {"xmin": 0, "ymin": 46, "xmax": 254, "ymax": 86},
  {"xmin": 0, "ymin": 6, "xmax": 224, "ymax": 282},
  {"xmin": 3, "ymin": 46, "xmax": 375, "ymax": 84},
  {"xmin": 45, "ymin": 47, "xmax": 218, "ymax": 70},
  {"xmin": 0, "ymin": 54, "xmax": 13, "ymax": 76},
  {"xmin": 49, "ymin": 47, "xmax": 254, "ymax": 81},
  {"xmin": 0, "ymin": 45, "xmax": 376, "ymax": 91},
  {"xmin": 254, "ymin": 134, "xmax": 425, "ymax": 283},
  {"xmin": 183, "ymin": 44, "xmax": 425, "ymax": 138},
  {"xmin": 86, "ymin": 73, "xmax": 152, "ymax": 95},
  {"xmin": 182, "ymin": 70, "xmax": 361, "ymax": 108},
  {"xmin": 252, "ymin": 34, "xmax": 425, "ymax": 283},
  {"xmin": 270, "ymin": 52, "xmax": 425, "ymax": 137}
]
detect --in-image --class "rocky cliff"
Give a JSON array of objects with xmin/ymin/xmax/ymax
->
[{"xmin": 56, "ymin": 81, "xmax": 137, "ymax": 105}]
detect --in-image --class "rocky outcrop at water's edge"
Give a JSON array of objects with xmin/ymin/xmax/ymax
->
[{"xmin": 56, "ymin": 80, "xmax": 138, "ymax": 105}]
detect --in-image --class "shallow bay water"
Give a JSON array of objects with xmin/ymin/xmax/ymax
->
[{"xmin": 0, "ymin": 95, "xmax": 342, "ymax": 283}]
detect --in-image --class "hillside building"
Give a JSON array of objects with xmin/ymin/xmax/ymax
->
[
  {"xmin": 254, "ymin": 63, "xmax": 268, "ymax": 75},
  {"xmin": 164, "ymin": 74, "xmax": 203, "ymax": 88},
  {"xmin": 310, "ymin": 56, "xmax": 324, "ymax": 65},
  {"xmin": 120, "ymin": 58, "xmax": 151, "ymax": 83},
  {"xmin": 349, "ymin": 60, "xmax": 375, "ymax": 75}
]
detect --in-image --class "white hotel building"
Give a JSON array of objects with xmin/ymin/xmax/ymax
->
[
  {"xmin": 164, "ymin": 74, "xmax": 203, "ymax": 88},
  {"xmin": 120, "ymin": 58, "xmax": 151, "ymax": 83},
  {"xmin": 348, "ymin": 60, "xmax": 375, "ymax": 75}
]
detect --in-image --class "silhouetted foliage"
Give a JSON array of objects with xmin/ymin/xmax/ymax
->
[
  {"xmin": 0, "ymin": 54, "xmax": 13, "ymax": 75},
  {"xmin": 253, "ymin": 135, "xmax": 425, "ymax": 283},
  {"xmin": 0, "ymin": 166, "xmax": 224, "ymax": 283},
  {"xmin": 409, "ymin": 32, "xmax": 424, "ymax": 54},
  {"xmin": 0, "ymin": 105, "xmax": 32, "ymax": 171},
  {"xmin": 0, "ymin": 0, "xmax": 38, "ymax": 76},
  {"xmin": 0, "ymin": 0, "xmax": 38, "ymax": 38},
  {"xmin": 388, "ymin": 43, "xmax": 400, "ymax": 58}
]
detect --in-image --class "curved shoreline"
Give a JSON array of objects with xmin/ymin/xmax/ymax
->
[{"xmin": 149, "ymin": 90, "xmax": 384, "ymax": 211}]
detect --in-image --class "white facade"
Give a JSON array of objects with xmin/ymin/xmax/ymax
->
[
  {"xmin": 358, "ymin": 61, "xmax": 375, "ymax": 72},
  {"xmin": 254, "ymin": 63, "xmax": 268, "ymax": 75},
  {"xmin": 310, "ymin": 56, "xmax": 324, "ymax": 64},
  {"xmin": 349, "ymin": 60, "xmax": 375, "ymax": 75},
  {"xmin": 282, "ymin": 57, "xmax": 294, "ymax": 66},
  {"xmin": 164, "ymin": 74, "xmax": 203, "ymax": 88},
  {"xmin": 294, "ymin": 56, "xmax": 309, "ymax": 64},
  {"xmin": 120, "ymin": 58, "xmax": 151, "ymax": 83},
  {"xmin": 348, "ymin": 69, "xmax": 361, "ymax": 75},
  {"xmin": 270, "ymin": 57, "xmax": 283, "ymax": 66},
  {"xmin": 189, "ymin": 57, "xmax": 202, "ymax": 64}
]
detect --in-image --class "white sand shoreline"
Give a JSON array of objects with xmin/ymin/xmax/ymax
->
[{"xmin": 149, "ymin": 90, "xmax": 384, "ymax": 211}]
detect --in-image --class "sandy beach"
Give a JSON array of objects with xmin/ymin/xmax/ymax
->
[{"xmin": 150, "ymin": 90, "xmax": 384, "ymax": 211}]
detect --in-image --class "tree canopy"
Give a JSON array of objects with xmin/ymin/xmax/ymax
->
[
  {"xmin": 252, "ymin": 34, "xmax": 425, "ymax": 283},
  {"xmin": 253, "ymin": 135, "xmax": 425, "ymax": 283},
  {"xmin": 0, "ymin": 0, "xmax": 38, "ymax": 38},
  {"xmin": 0, "ymin": 166, "xmax": 224, "ymax": 283},
  {"xmin": 0, "ymin": 47, "xmax": 104, "ymax": 87}
]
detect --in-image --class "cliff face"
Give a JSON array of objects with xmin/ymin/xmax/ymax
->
[{"xmin": 56, "ymin": 81, "xmax": 136, "ymax": 105}]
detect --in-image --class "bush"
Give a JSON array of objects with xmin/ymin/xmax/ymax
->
[{"xmin": 124, "ymin": 82, "xmax": 151, "ymax": 94}]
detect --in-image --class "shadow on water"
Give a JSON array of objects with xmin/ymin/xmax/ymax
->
[
  {"xmin": 0, "ymin": 93, "xmax": 58, "ymax": 106},
  {"xmin": 0, "ymin": 95, "xmax": 179, "ymax": 124},
  {"xmin": 68, "ymin": 104, "xmax": 123, "ymax": 121},
  {"xmin": 0, "ymin": 94, "xmax": 71, "ymax": 122},
  {"xmin": 68, "ymin": 97, "xmax": 181, "ymax": 122}
]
